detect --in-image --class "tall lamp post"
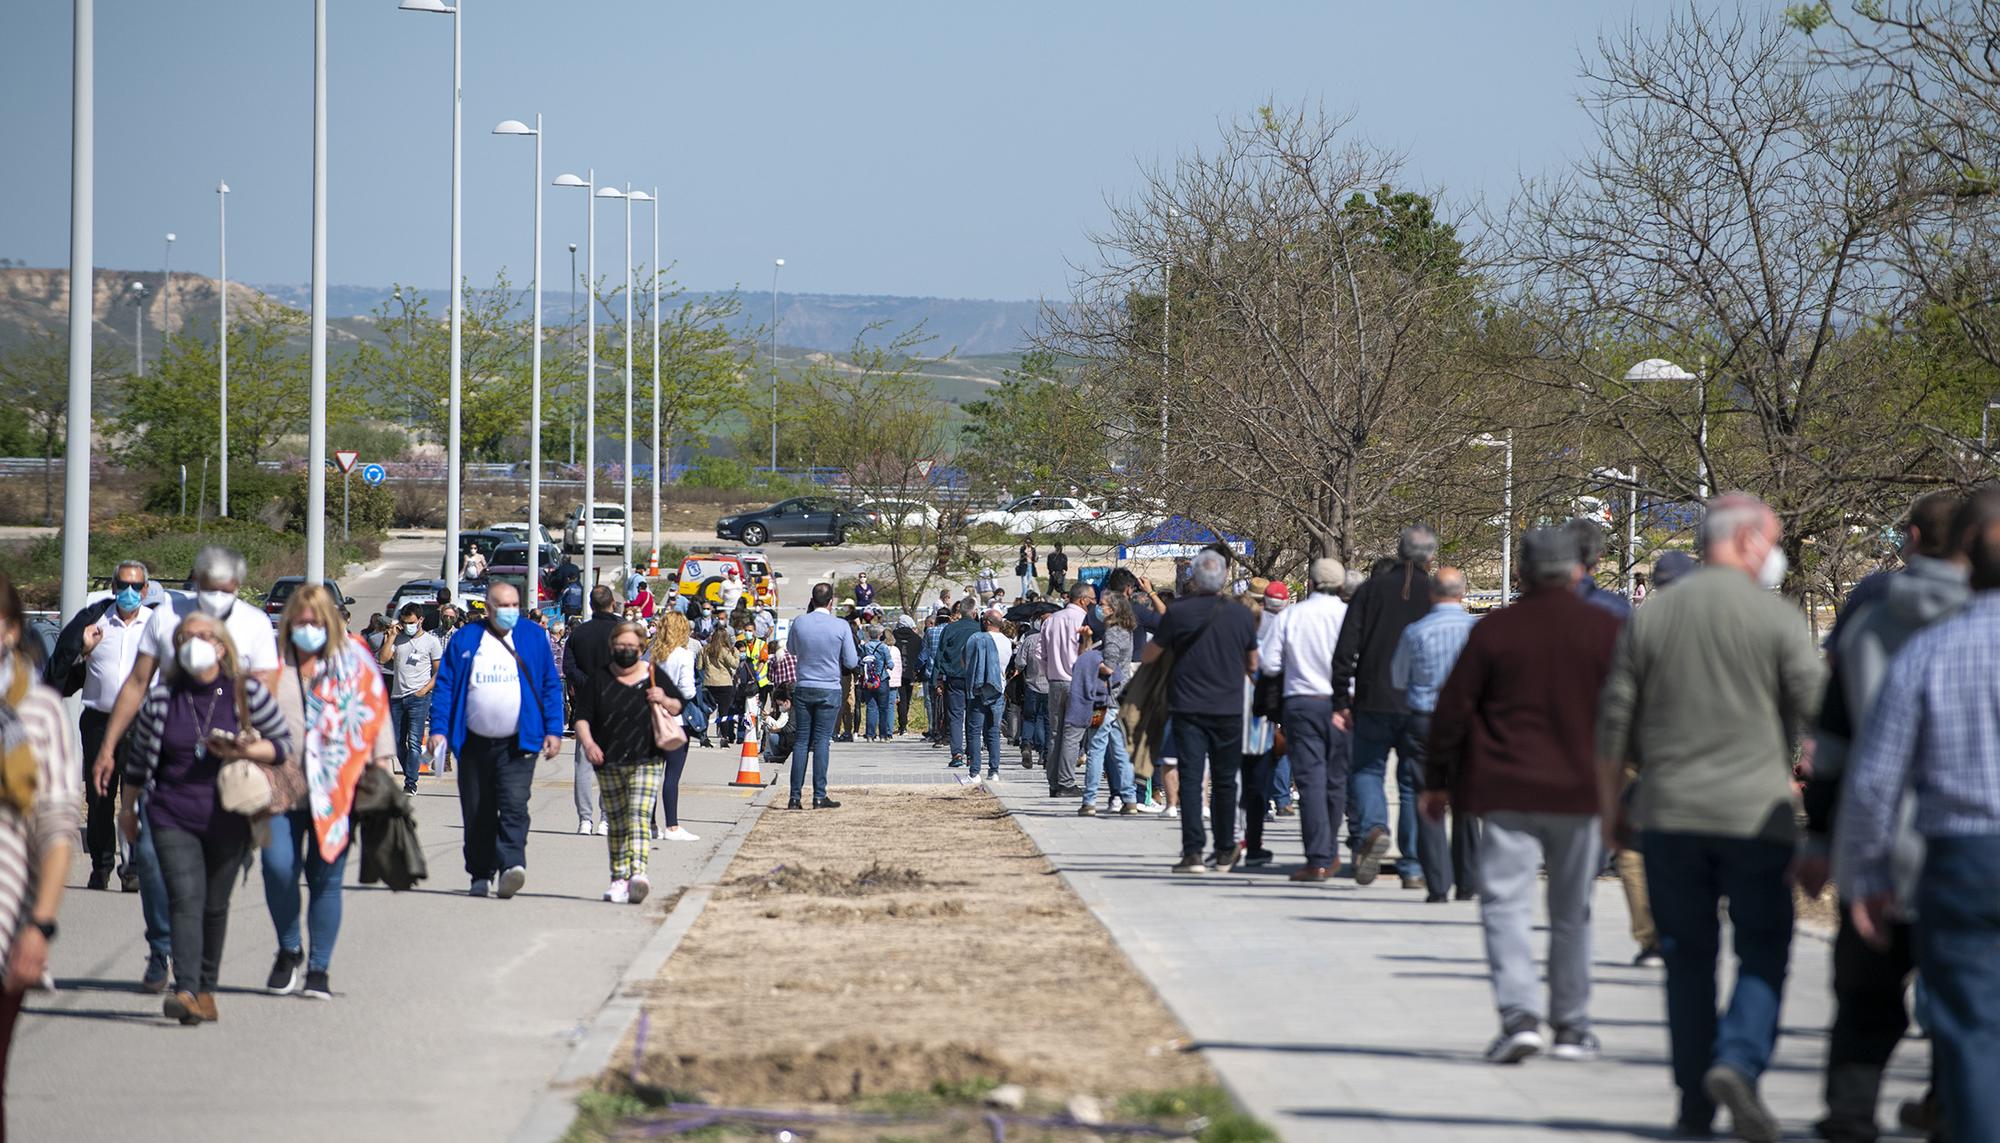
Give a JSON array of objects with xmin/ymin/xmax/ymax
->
[
  {"xmin": 400, "ymin": 0, "xmax": 464, "ymax": 584},
  {"xmin": 1473, "ymin": 431, "xmax": 1514, "ymax": 605},
  {"xmin": 600, "ymin": 184, "xmax": 635, "ymax": 576},
  {"xmin": 567, "ymin": 241, "xmax": 578, "ymax": 464},
  {"xmin": 1624, "ymin": 357, "xmax": 1706, "ymax": 499},
  {"xmin": 162, "ymin": 233, "xmax": 176, "ymax": 337},
  {"xmin": 495, "ymin": 116, "xmax": 543, "ymax": 601},
  {"xmin": 634, "ymin": 187, "xmax": 661, "ymax": 565},
  {"xmin": 1594, "ymin": 465, "xmax": 1641, "ymax": 598},
  {"xmin": 770, "ymin": 258, "xmax": 783, "ymax": 471},
  {"xmin": 61, "ymin": 0, "xmax": 94, "ymax": 622},
  {"xmin": 128, "ymin": 281, "xmax": 146, "ymax": 376},
  {"xmin": 217, "ymin": 181, "xmax": 230, "ymax": 516},
  {"xmin": 305, "ymin": 0, "xmax": 329, "ymax": 583},
  {"xmin": 554, "ymin": 171, "xmax": 601, "ymax": 591}
]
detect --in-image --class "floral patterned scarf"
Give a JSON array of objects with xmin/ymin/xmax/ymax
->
[{"xmin": 302, "ymin": 635, "xmax": 390, "ymax": 862}]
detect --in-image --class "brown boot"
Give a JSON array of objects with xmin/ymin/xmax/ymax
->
[
  {"xmin": 195, "ymin": 993, "xmax": 219, "ymax": 1023},
  {"xmin": 164, "ymin": 991, "xmax": 204, "ymax": 1025}
]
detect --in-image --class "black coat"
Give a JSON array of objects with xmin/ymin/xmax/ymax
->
[
  {"xmin": 354, "ymin": 766, "xmax": 429, "ymax": 891},
  {"xmin": 43, "ymin": 598, "xmax": 117, "ymax": 697}
]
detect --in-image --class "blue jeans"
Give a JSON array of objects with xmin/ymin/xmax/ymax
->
[
  {"xmin": 944, "ymin": 679, "xmax": 969, "ymax": 762},
  {"xmin": 965, "ymin": 688, "xmax": 1005, "ymax": 776},
  {"xmin": 1915, "ymin": 834, "xmax": 2000, "ymax": 1138},
  {"xmin": 861, "ymin": 687, "xmax": 894, "ymax": 739},
  {"xmin": 1082, "ymin": 720, "xmax": 1135, "ymax": 807},
  {"xmin": 789, "ymin": 686, "xmax": 839, "ymax": 802},
  {"xmin": 1642, "ymin": 831, "xmax": 1794, "ymax": 1126},
  {"xmin": 1270, "ymin": 753, "xmax": 1293, "ymax": 809},
  {"xmin": 390, "ymin": 692, "xmax": 428, "ymax": 792},
  {"xmin": 128, "ymin": 792, "xmax": 173, "ymax": 974},
  {"xmin": 1350, "ymin": 710, "xmax": 1425, "ymax": 878},
  {"xmin": 1020, "ymin": 689, "xmax": 1048, "ymax": 760},
  {"xmin": 261, "ymin": 808, "xmax": 351, "ymax": 972}
]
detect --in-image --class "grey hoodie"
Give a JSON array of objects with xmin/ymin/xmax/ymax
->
[{"xmin": 1810, "ymin": 554, "xmax": 1970, "ymax": 907}]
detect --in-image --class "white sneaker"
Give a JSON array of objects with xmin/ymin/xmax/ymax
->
[
  {"xmin": 497, "ymin": 865, "xmax": 527, "ymax": 899},
  {"xmin": 1135, "ymin": 801, "xmax": 1167, "ymax": 815},
  {"xmin": 577, "ymin": 820, "xmax": 594, "ymax": 836},
  {"xmin": 1202, "ymin": 803, "xmax": 1212, "ymax": 819},
  {"xmin": 603, "ymin": 879, "xmax": 630, "ymax": 904},
  {"xmin": 596, "ymin": 819, "xmax": 609, "ymax": 837},
  {"xmin": 627, "ymin": 874, "xmax": 651, "ymax": 903},
  {"xmin": 967, "ymin": 774, "xmax": 983, "ymax": 788},
  {"xmin": 660, "ymin": 826, "xmax": 701, "ymax": 842},
  {"xmin": 1167, "ymin": 805, "xmax": 1181, "ymax": 818}
]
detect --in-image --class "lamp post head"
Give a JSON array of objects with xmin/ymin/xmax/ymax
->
[
  {"xmin": 165, "ymin": 233, "xmax": 176, "ymax": 244},
  {"xmin": 398, "ymin": 0, "xmax": 456, "ymax": 13},
  {"xmin": 628, "ymin": 189, "xmax": 654, "ymax": 202},
  {"xmin": 1624, "ymin": 357, "xmax": 1697, "ymax": 384},
  {"xmin": 129, "ymin": 282, "xmax": 146, "ymax": 295},
  {"xmin": 594, "ymin": 186, "xmax": 627, "ymax": 199},
  {"xmin": 552, "ymin": 173, "xmax": 590, "ymax": 188},
  {"xmin": 492, "ymin": 119, "xmax": 537, "ymax": 136},
  {"xmin": 217, "ymin": 181, "xmax": 230, "ymax": 195},
  {"xmin": 775, "ymin": 258, "xmax": 785, "ymax": 267},
  {"xmin": 568, "ymin": 243, "xmax": 578, "ymax": 253}
]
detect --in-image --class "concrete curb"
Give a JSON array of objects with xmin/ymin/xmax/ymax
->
[{"xmin": 509, "ymin": 782, "xmax": 777, "ymax": 1143}]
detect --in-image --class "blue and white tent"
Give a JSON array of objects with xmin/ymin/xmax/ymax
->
[{"xmin": 1118, "ymin": 517, "xmax": 1254, "ymax": 560}]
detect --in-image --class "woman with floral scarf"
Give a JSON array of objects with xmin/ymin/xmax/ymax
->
[{"xmin": 265, "ymin": 584, "xmax": 397, "ymax": 1000}]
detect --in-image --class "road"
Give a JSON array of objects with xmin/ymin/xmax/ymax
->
[{"xmin": 12, "ymin": 539, "xmax": 771, "ymax": 1143}]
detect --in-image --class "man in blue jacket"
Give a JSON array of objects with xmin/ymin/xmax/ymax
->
[{"xmin": 427, "ymin": 582, "xmax": 565, "ymax": 898}]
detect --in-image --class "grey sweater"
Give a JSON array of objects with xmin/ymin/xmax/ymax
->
[{"xmin": 1596, "ymin": 567, "xmax": 1825, "ymax": 842}]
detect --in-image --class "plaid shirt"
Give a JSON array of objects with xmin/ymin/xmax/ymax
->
[
  {"xmin": 1389, "ymin": 603, "xmax": 1479, "ymax": 714},
  {"xmin": 1839, "ymin": 594, "xmax": 2000, "ymax": 900},
  {"xmin": 771, "ymin": 650, "xmax": 798, "ymax": 687}
]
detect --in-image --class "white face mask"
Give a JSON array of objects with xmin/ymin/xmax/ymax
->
[
  {"xmin": 197, "ymin": 589, "xmax": 237, "ymax": 618},
  {"xmin": 403, "ymin": 622, "xmax": 421, "ymax": 636},
  {"xmin": 177, "ymin": 637, "xmax": 219, "ymax": 675},
  {"xmin": 1757, "ymin": 545, "xmax": 1788, "ymax": 590}
]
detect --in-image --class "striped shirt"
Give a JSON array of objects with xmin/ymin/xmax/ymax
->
[
  {"xmin": 1839, "ymin": 594, "xmax": 2000, "ymax": 901},
  {"xmin": 0, "ymin": 662, "xmax": 82, "ymax": 965},
  {"xmin": 1390, "ymin": 603, "xmax": 1479, "ymax": 713},
  {"xmin": 124, "ymin": 673, "xmax": 293, "ymax": 790}
]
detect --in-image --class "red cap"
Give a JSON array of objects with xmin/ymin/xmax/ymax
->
[{"xmin": 1263, "ymin": 582, "xmax": 1291, "ymax": 602}]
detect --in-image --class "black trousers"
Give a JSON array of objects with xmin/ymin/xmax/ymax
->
[
  {"xmin": 1240, "ymin": 750, "xmax": 1275, "ymax": 851},
  {"xmin": 1821, "ymin": 906, "xmax": 1915, "ymax": 1141},
  {"xmin": 1172, "ymin": 712, "xmax": 1242, "ymax": 860},
  {"xmin": 78, "ymin": 708, "xmax": 123, "ymax": 874},
  {"xmin": 152, "ymin": 823, "xmax": 249, "ymax": 993}
]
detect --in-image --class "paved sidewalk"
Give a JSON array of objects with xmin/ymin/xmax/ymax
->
[
  {"xmin": 986, "ymin": 771, "xmax": 1931, "ymax": 1143},
  {"xmin": 16, "ymin": 744, "xmax": 763, "ymax": 1143}
]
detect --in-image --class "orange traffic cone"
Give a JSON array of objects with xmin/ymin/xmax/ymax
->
[
  {"xmin": 729, "ymin": 722, "xmax": 766, "ymax": 788},
  {"xmin": 647, "ymin": 548, "xmax": 660, "ymax": 576}
]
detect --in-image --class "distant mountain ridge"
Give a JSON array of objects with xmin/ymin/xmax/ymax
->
[{"xmin": 249, "ymin": 282, "xmax": 1052, "ymax": 356}]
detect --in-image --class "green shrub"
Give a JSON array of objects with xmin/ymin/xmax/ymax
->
[{"xmin": 141, "ymin": 466, "xmax": 294, "ymax": 520}]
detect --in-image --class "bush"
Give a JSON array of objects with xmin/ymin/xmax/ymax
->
[
  {"xmin": 141, "ymin": 465, "xmax": 295, "ymax": 520},
  {"xmin": 679, "ymin": 454, "xmax": 813, "ymax": 498},
  {"xmin": 282, "ymin": 469, "xmax": 394, "ymax": 535},
  {"xmin": 7, "ymin": 513, "xmax": 375, "ymax": 610}
]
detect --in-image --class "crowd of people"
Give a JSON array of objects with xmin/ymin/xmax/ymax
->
[{"xmin": 1, "ymin": 484, "xmax": 1996, "ymax": 1143}]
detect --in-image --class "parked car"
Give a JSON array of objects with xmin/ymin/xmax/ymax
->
[
  {"xmin": 714, "ymin": 497, "xmax": 869, "ymax": 546},
  {"xmin": 491, "ymin": 521, "xmax": 558, "ymax": 546},
  {"xmin": 855, "ymin": 498, "xmax": 941, "ymax": 533},
  {"xmin": 388, "ymin": 578, "xmax": 451, "ymax": 630},
  {"xmin": 563, "ymin": 503, "xmax": 629, "ymax": 554},
  {"xmin": 490, "ymin": 541, "xmax": 564, "ymax": 576},
  {"xmin": 969, "ymin": 495, "xmax": 1110, "ymax": 536},
  {"xmin": 263, "ymin": 576, "xmax": 356, "ymax": 624},
  {"xmin": 676, "ymin": 550, "xmax": 781, "ymax": 610},
  {"xmin": 482, "ymin": 562, "xmax": 552, "ymax": 608}
]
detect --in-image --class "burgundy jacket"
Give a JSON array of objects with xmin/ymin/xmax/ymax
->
[{"xmin": 1425, "ymin": 585, "xmax": 1622, "ymax": 816}]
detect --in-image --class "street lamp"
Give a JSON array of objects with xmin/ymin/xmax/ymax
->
[
  {"xmin": 770, "ymin": 258, "xmax": 783, "ymax": 472},
  {"xmin": 128, "ymin": 281, "xmax": 146, "ymax": 376},
  {"xmin": 568, "ymin": 241, "xmax": 578, "ymax": 464},
  {"xmin": 400, "ymin": 0, "xmax": 465, "ymax": 585},
  {"xmin": 495, "ymin": 116, "xmax": 543, "ymax": 602},
  {"xmin": 1624, "ymin": 357, "xmax": 1706, "ymax": 499},
  {"xmin": 630, "ymin": 187, "xmax": 661, "ymax": 566},
  {"xmin": 1473, "ymin": 430, "xmax": 1514, "ymax": 605},
  {"xmin": 162, "ymin": 232, "xmax": 176, "ymax": 337},
  {"xmin": 61, "ymin": 0, "xmax": 95, "ymax": 622},
  {"xmin": 555, "ymin": 170, "xmax": 602, "ymax": 591},
  {"xmin": 1594, "ymin": 465, "xmax": 1641, "ymax": 598},
  {"xmin": 305, "ymin": 0, "xmax": 330, "ymax": 582},
  {"xmin": 216, "ymin": 183, "xmax": 231, "ymax": 516},
  {"xmin": 598, "ymin": 184, "xmax": 635, "ymax": 576}
]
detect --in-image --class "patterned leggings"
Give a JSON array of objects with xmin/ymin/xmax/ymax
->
[{"xmin": 599, "ymin": 761, "xmax": 664, "ymax": 881}]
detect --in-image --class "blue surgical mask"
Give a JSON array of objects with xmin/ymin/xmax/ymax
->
[
  {"xmin": 289, "ymin": 624, "xmax": 328, "ymax": 654},
  {"xmin": 114, "ymin": 586, "xmax": 143, "ymax": 612},
  {"xmin": 491, "ymin": 606, "xmax": 521, "ymax": 632}
]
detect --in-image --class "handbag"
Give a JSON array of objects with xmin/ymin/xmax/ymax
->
[
  {"xmin": 217, "ymin": 757, "xmax": 278, "ymax": 816},
  {"xmin": 649, "ymin": 666, "xmax": 689, "ymax": 752}
]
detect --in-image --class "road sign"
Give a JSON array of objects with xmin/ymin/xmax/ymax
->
[
  {"xmin": 361, "ymin": 463, "xmax": 387, "ymax": 486},
  {"xmin": 334, "ymin": 450, "xmax": 360, "ymax": 474}
]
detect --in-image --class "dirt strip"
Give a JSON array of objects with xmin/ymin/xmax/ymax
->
[{"xmin": 619, "ymin": 786, "xmax": 1214, "ymax": 1110}]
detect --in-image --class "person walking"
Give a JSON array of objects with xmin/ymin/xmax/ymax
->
[
  {"xmin": 0, "ymin": 570, "xmax": 81, "ymax": 1083},
  {"xmin": 1016, "ymin": 614, "xmax": 1049, "ymax": 770},
  {"xmin": 857, "ymin": 625, "xmax": 894, "ymax": 742},
  {"xmin": 1039, "ymin": 583, "xmax": 1091, "ymax": 796},
  {"xmin": 1261, "ymin": 558, "xmax": 1350, "ymax": 881},
  {"xmin": 1596, "ymin": 494, "xmax": 1824, "ymax": 1141},
  {"xmin": 265, "ymin": 584, "xmax": 397, "ymax": 1001},
  {"xmin": 1016, "ymin": 540, "xmax": 1038, "ymax": 598},
  {"xmin": 1835, "ymin": 488, "xmax": 1999, "ymax": 1143},
  {"xmin": 937, "ymin": 599, "xmax": 981, "ymax": 770},
  {"xmin": 1389, "ymin": 566, "xmax": 1480, "ymax": 901},
  {"xmin": 51, "ymin": 559, "xmax": 152, "ymax": 890},
  {"xmin": 379, "ymin": 602, "xmax": 442, "ymax": 795},
  {"xmin": 1422, "ymin": 530, "xmax": 1622, "ymax": 1064},
  {"xmin": 785, "ymin": 583, "xmax": 857, "ymax": 810},
  {"xmin": 921, "ymin": 611, "xmax": 947, "ymax": 748},
  {"xmin": 649, "ymin": 611, "xmax": 703, "ymax": 837},
  {"xmin": 698, "ymin": 626, "xmax": 742, "ymax": 748},
  {"xmin": 1330, "ymin": 525, "xmax": 1440, "ymax": 890},
  {"xmin": 1045, "ymin": 541, "xmax": 1069, "ymax": 595},
  {"xmin": 563, "ymin": 585, "xmax": 623, "ymax": 835},
  {"xmin": 964, "ymin": 612, "xmax": 1010, "ymax": 785},
  {"xmin": 893, "ymin": 614, "xmax": 922, "ymax": 736},
  {"xmin": 120, "ymin": 612, "xmax": 292, "ymax": 1024},
  {"xmin": 573, "ymin": 621, "xmax": 690, "ymax": 904},
  {"xmin": 1140, "ymin": 550, "xmax": 1259, "ymax": 874},
  {"xmin": 427, "ymin": 582, "xmax": 565, "ymax": 900}
]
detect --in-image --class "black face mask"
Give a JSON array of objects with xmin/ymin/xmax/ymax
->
[{"xmin": 610, "ymin": 647, "xmax": 641, "ymax": 668}]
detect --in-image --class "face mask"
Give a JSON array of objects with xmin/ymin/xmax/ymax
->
[
  {"xmin": 115, "ymin": 586, "xmax": 143, "ymax": 612},
  {"xmin": 610, "ymin": 646, "xmax": 641, "ymax": 668},
  {"xmin": 177, "ymin": 637, "xmax": 219, "ymax": 674},
  {"xmin": 403, "ymin": 622, "xmax": 421, "ymax": 636},
  {"xmin": 290, "ymin": 624, "xmax": 328, "ymax": 653},
  {"xmin": 490, "ymin": 606, "xmax": 520, "ymax": 632},
  {"xmin": 197, "ymin": 590, "xmax": 237, "ymax": 617},
  {"xmin": 1757, "ymin": 544, "xmax": 1788, "ymax": 590}
]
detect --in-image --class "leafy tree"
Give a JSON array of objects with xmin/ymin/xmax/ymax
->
[
  {"xmin": 0, "ymin": 328, "xmax": 113, "ymax": 523},
  {"xmin": 581, "ymin": 269, "xmax": 753, "ymax": 478},
  {"xmin": 957, "ymin": 350, "xmax": 1109, "ymax": 501},
  {"xmin": 348, "ymin": 272, "xmax": 540, "ymax": 463}
]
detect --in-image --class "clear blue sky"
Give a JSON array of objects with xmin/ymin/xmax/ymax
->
[{"xmin": 0, "ymin": 1, "xmax": 1707, "ymax": 301}]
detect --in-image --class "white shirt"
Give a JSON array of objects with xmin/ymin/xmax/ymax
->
[
  {"xmin": 662, "ymin": 644, "xmax": 699, "ymax": 699},
  {"xmin": 987, "ymin": 632, "xmax": 1014, "ymax": 673},
  {"xmin": 83, "ymin": 604, "xmax": 153, "ymax": 711},
  {"xmin": 1260, "ymin": 590, "xmax": 1348, "ymax": 699},
  {"xmin": 719, "ymin": 580, "xmax": 744, "ymax": 611},
  {"xmin": 144, "ymin": 596, "xmax": 281, "ymax": 677},
  {"xmin": 465, "ymin": 630, "xmax": 524, "ymax": 738}
]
